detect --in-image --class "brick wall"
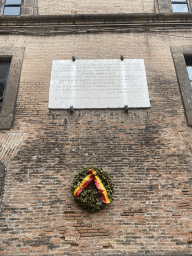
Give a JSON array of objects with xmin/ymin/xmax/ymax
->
[
  {"xmin": 37, "ymin": 0, "xmax": 155, "ymax": 15},
  {"xmin": 0, "ymin": 32, "xmax": 192, "ymax": 255}
]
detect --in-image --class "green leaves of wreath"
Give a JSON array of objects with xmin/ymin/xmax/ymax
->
[{"xmin": 72, "ymin": 167, "xmax": 114, "ymax": 213}]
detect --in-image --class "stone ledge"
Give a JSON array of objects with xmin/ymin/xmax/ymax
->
[
  {"xmin": 0, "ymin": 13, "xmax": 192, "ymax": 35},
  {"xmin": 0, "ymin": 13, "xmax": 192, "ymax": 27},
  {"xmin": 74, "ymin": 253, "xmax": 192, "ymax": 256}
]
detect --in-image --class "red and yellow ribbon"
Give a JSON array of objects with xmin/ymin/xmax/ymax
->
[{"xmin": 74, "ymin": 168, "xmax": 110, "ymax": 204}]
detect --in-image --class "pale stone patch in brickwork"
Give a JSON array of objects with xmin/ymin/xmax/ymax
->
[
  {"xmin": 0, "ymin": 35, "xmax": 32, "ymax": 49},
  {"xmin": 0, "ymin": 133, "xmax": 28, "ymax": 164}
]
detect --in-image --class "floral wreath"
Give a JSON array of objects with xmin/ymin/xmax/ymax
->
[{"xmin": 72, "ymin": 167, "xmax": 114, "ymax": 213}]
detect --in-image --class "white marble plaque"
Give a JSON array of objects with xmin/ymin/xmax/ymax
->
[{"xmin": 49, "ymin": 59, "xmax": 150, "ymax": 109}]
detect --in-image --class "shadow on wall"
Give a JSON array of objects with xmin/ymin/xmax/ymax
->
[{"xmin": 0, "ymin": 162, "xmax": 6, "ymax": 210}]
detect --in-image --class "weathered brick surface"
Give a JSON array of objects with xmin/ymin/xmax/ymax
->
[
  {"xmin": 38, "ymin": 0, "xmax": 154, "ymax": 15},
  {"xmin": 0, "ymin": 32, "xmax": 192, "ymax": 255}
]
